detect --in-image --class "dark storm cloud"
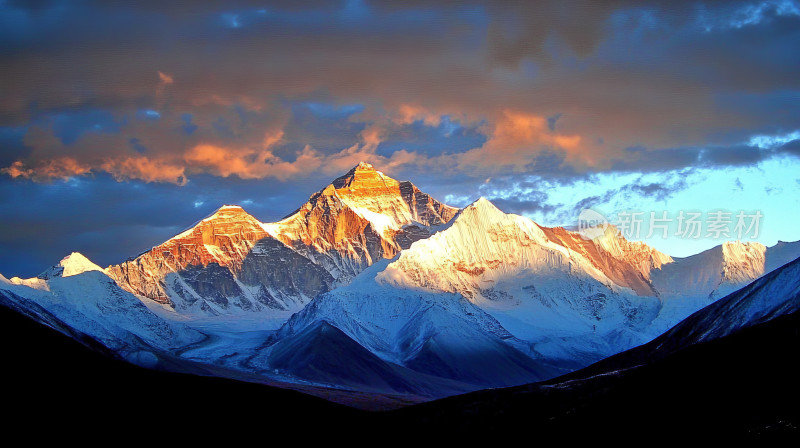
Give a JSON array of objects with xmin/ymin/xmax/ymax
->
[
  {"xmin": 0, "ymin": 171, "xmax": 320, "ymax": 277},
  {"xmin": 625, "ymin": 178, "xmax": 691, "ymax": 202},
  {"xmin": 1, "ymin": 0, "xmax": 799, "ymax": 272},
  {"xmin": 276, "ymin": 101, "xmax": 367, "ymax": 159},
  {"xmin": 778, "ymin": 139, "xmax": 800, "ymax": 157},
  {"xmin": 376, "ymin": 117, "xmax": 487, "ymax": 159},
  {"xmin": 608, "ymin": 143, "xmax": 785, "ymax": 174}
]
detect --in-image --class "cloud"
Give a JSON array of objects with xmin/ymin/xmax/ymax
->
[
  {"xmin": 455, "ymin": 110, "xmax": 587, "ymax": 173},
  {"xmin": 158, "ymin": 71, "xmax": 174, "ymax": 85},
  {"xmin": 1, "ymin": 158, "xmax": 92, "ymax": 182},
  {"xmin": 156, "ymin": 71, "xmax": 174, "ymax": 106},
  {"xmin": 3, "ymin": 0, "xmax": 800, "ymax": 278},
  {"xmin": 183, "ymin": 133, "xmax": 324, "ymax": 181},
  {"xmin": 1, "ymin": 1, "xmax": 799, "ymax": 186},
  {"xmin": 101, "ymin": 157, "xmax": 187, "ymax": 185}
]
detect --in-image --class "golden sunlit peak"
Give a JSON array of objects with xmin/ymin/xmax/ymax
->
[
  {"xmin": 207, "ymin": 204, "xmax": 251, "ymax": 218},
  {"xmin": 355, "ymin": 161, "xmax": 375, "ymax": 171}
]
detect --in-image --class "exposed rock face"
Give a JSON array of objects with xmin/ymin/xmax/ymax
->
[
  {"xmin": 105, "ymin": 163, "xmax": 458, "ymax": 314},
  {"xmin": 266, "ymin": 162, "xmax": 458, "ymax": 282},
  {"xmin": 238, "ymin": 238, "xmax": 335, "ymax": 303},
  {"xmin": 540, "ymin": 225, "xmax": 673, "ymax": 296},
  {"xmin": 378, "ymin": 199, "xmax": 673, "ymax": 300},
  {"xmin": 107, "ymin": 206, "xmax": 271, "ymax": 304}
]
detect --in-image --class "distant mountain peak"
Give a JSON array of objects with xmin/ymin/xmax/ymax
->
[
  {"xmin": 330, "ymin": 161, "xmax": 392, "ymax": 192},
  {"xmin": 39, "ymin": 252, "xmax": 104, "ymax": 279},
  {"xmin": 356, "ymin": 161, "xmax": 374, "ymax": 170},
  {"xmin": 464, "ymin": 197, "xmax": 501, "ymax": 213},
  {"xmin": 106, "ymin": 163, "xmax": 458, "ymax": 307},
  {"xmin": 217, "ymin": 204, "xmax": 245, "ymax": 211},
  {"xmin": 208, "ymin": 204, "xmax": 253, "ymax": 218}
]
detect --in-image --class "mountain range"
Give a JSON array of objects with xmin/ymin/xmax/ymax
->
[
  {"xmin": 2, "ymin": 162, "xmax": 799, "ymax": 408},
  {"xmin": 389, "ymin": 254, "xmax": 800, "ymax": 442}
]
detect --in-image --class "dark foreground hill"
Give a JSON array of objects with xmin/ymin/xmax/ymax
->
[
  {"xmin": 0, "ymin": 303, "xmax": 373, "ymax": 442},
  {"xmin": 388, "ymin": 309, "xmax": 800, "ymax": 442},
  {"xmin": 5, "ymin": 253, "xmax": 800, "ymax": 443}
]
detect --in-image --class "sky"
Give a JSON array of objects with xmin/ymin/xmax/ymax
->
[{"xmin": 1, "ymin": 0, "xmax": 800, "ymax": 277}]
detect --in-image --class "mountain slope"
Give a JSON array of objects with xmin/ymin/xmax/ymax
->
[
  {"xmin": 1, "ymin": 253, "xmax": 204, "ymax": 363},
  {"xmin": 0, "ymin": 300, "xmax": 375, "ymax": 442},
  {"xmin": 586, "ymin": 254, "xmax": 800, "ymax": 372},
  {"xmin": 388, "ymin": 256, "xmax": 800, "ymax": 442},
  {"xmin": 390, "ymin": 307, "xmax": 800, "ymax": 442},
  {"xmin": 259, "ymin": 258, "xmax": 565, "ymax": 392},
  {"xmin": 266, "ymin": 161, "xmax": 458, "ymax": 281},
  {"xmin": 105, "ymin": 162, "xmax": 458, "ymax": 321},
  {"xmin": 375, "ymin": 198, "xmax": 664, "ymax": 363},
  {"xmin": 264, "ymin": 320, "xmax": 476, "ymax": 398}
]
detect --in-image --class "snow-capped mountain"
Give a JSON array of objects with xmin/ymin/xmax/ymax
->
[
  {"xmin": 652, "ymin": 253, "xmax": 800, "ymax": 348},
  {"xmin": 567, "ymin": 252, "xmax": 800, "ymax": 381},
  {"xmin": 107, "ymin": 205, "xmax": 334, "ymax": 319},
  {"xmin": 274, "ymin": 198, "xmax": 668, "ymax": 378},
  {"xmin": 266, "ymin": 197, "xmax": 800, "ymax": 388},
  {"xmin": 652, "ymin": 241, "xmax": 767, "ymax": 301},
  {"xmin": 264, "ymin": 161, "xmax": 458, "ymax": 281},
  {"xmin": 250, "ymin": 258, "xmax": 566, "ymax": 393},
  {"xmin": 377, "ymin": 199, "xmax": 670, "ymax": 358},
  {"xmin": 646, "ymin": 239, "xmax": 800, "ymax": 334},
  {"xmin": 106, "ymin": 162, "xmax": 458, "ymax": 320},
  {"xmin": 3, "ymin": 163, "xmax": 800, "ymax": 405},
  {"xmin": 0, "ymin": 253, "xmax": 204, "ymax": 366}
]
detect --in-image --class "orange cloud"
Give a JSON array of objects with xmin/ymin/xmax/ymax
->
[
  {"xmin": 0, "ymin": 106, "xmax": 595, "ymax": 185},
  {"xmin": 158, "ymin": 71, "xmax": 174, "ymax": 85},
  {"xmin": 395, "ymin": 104, "xmax": 441, "ymax": 127},
  {"xmin": 101, "ymin": 157, "xmax": 187, "ymax": 185},
  {"xmin": 1, "ymin": 158, "xmax": 92, "ymax": 182},
  {"xmin": 156, "ymin": 71, "xmax": 174, "ymax": 107},
  {"xmin": 457, "ymin": 109, "xmax": 586, "ymax": 172},
  {"xmin": 183, "ymin": 131, "xmax": 323, "ymax": 180}
]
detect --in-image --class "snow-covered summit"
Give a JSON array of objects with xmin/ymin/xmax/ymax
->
[
  {"xmin": 103, "ymin": 163, "xmax": 459, "ymax": 317},
  {"xmin": 651, "ymin": 240, "xmax": 767, "ymax": 301},
  {"xmin": 39, "ymin": 252, "xmax": 104, "ymax": 279},
  {"xmin": 376, "ymin": 197, "xmax": 656, "ymax": 304},
  {"xmin": 261, "ymin": 162, "xmax": 459, "ymax": 280}
]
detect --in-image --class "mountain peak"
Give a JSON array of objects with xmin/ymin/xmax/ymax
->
[
  {"xmin": 458, "ymin": 197, "xmax": 505, "ymax": 222},
  {"xmin": 355, "ymin": 161, "xmax": 375, "ymax": 171},
  {"xmin": 39, "ymin": 252, "xmax": 104, "ymax": 279},
  {"xmin": 203, "ymin": 204, "xmax": 261, "ymax": 223},
  {"xmin": 331, "ymin": 161, "xmax": 392, "ymax": 192},
  {"xmin": 468, "ymin": 197, "xmax": 498, "ymax": 210},
  {"xmin": 210, "ymin": 204, "xmax": 249, "ymax": 215}
]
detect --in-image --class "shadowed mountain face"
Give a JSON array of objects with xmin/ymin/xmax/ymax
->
[
  {"xmin": 386, "ymin": 256, "xmax": 800, "ymax": 442},
  {"xmin": 105, "ymin": 163, "xmax": 458, "ymax": 316},
  {"xmin": 5, "ymin": 277, "xmax": 798, "ymax": 443},
  {"xmin": 266, "ymin": 320, "xmax": 476, "ymax": 398},
  {"xmin": 0, "ymin": 301, "xmax": 372, "ymax": 438},
  {"xmin": 387, "ymin": 310, "xmax": 800, "ymax": 442}
]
